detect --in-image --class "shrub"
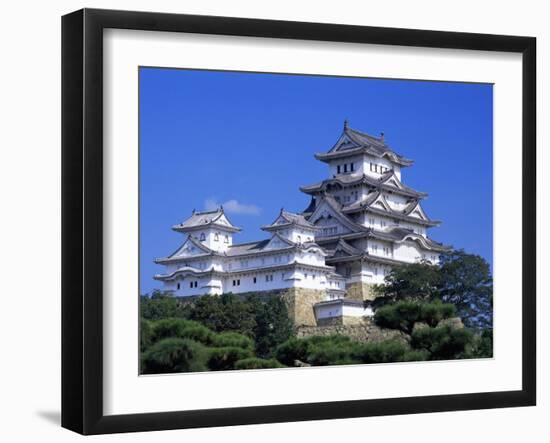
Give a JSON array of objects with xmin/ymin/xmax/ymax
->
[
  {"xmin": 207, "ymin": 347, "xmax": 254, "ymax": 371},
  {"xmin": 141, "ymin": 338, "xmax": 207, "ymax": 374},
  {"xmin": 189, "ymin": 294, "xmax": 257, "ymax": 337},
  {"xmin": 477, "ymin": 328, "xmax": 493, "ymax": 358},
  {"xmin": 305, "ymin": 336, "xmax": 363, "ymax": 366},
  {"xmin": 151, "ymin": 318, "xmax": 214, "ymax": 345},
  {"xmin": 275, "ymin": 337, "xmax": 310, "ymax": 366},
  {"xmin": 140, "ymin": 318, "xmax": 153, "ymax": 352},
  {"xmin": 467, "ymin": 328, "xmax": 493, "ymax": 358},
  {"xmin": 374, "ymin": 300, "xmax": 456, "ymax": 334},
  {"xmin": 234, "ymin": 358, "xmax": 285, "ymax": 370},
  {"xmin": 411, "ymin": 324, "xmax": 474, "ymax": 360},
  {"xmin": 401, "ymin": 349, "xmax": 430, "ymax": 362},
  {"xmin": 275, "ymin": 335, "xmax": 363, "ymax": 367},
  {"xmin": 420, "ymin": 301, "xmax": 456, "ymax": 327},
  {"xmin": 249, "ymin": 295, "xmax": 294, "ymax": 358},
  {"xmin": 374, "ymin": 301, "xmax": 422, "ymax": 334},
  {"xmin": 212, "ymin": 332, "xmax": 254, "ymax": 350},
  {"xmin": 140, "ymin": 292, "xmax": 189, "ymax": 320},
  {"xmin": 359, "ymin": 339, "xmax": 413, "ymax": 363},
  {"xmin": 177, "ymin": 323, "xmax": 216, "ymax": 345}
]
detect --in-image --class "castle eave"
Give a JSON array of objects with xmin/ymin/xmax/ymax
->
[{"xmin": 172, "ymin": 223, "xmax": 241, "ymax": 233}]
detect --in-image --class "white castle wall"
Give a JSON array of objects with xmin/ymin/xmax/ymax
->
[
  {"xmin": 394, "ymin": 242, "xmax": 423, "ymax": 262},
  {"xmin": 162, "ymin": 263, "xmax": 344, "ymax": 297},
  {"xmin": 188, "ymin": 227, "xmax": 233, "ymax": 251},
  {"xmin": 327, "ymin": 154, "xmax": 402, "ymax": 181},
  {"xmin": 315, "ymin": 303, "xmax": 373, "ymax": 321}
]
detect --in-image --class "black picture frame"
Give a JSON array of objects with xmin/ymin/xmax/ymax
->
[{"xmin": 61, "ymin": 8, "xmax": 536, "ymax": 435}]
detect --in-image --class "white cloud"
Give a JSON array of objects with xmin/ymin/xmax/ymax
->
[{"xmin": 204, "ymin": 198, "xmax": 261, "ymax": 216}]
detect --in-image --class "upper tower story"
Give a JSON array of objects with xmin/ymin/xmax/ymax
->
[
  {"xmin": 314, "ymin": 121, "xmax": 413, "ymax": 181},
  {"xmin": 172, "ymin": 207, "xmax": 241, "ymax": 252}
]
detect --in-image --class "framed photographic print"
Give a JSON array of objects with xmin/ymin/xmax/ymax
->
[{"xmin": 61, "ymin": 8, "xmax": 536, "ymax": 435}]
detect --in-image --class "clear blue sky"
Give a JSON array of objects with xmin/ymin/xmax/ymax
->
[{"xmin": 139, "ymin": 67, "xmax": 493, "ymax": 294}]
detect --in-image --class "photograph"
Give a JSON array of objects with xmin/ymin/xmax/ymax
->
[{"xmin": 138, "ymin": 67, "xmax": 494, "ymax": 374}]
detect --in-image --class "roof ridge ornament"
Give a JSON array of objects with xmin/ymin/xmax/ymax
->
[{"xmin": 344, "ymin": 119, "xmax": 349, "ymax": 130}]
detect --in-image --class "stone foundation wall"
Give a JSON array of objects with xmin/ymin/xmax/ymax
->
[
  {"xmin": 281, "ymin": 288, "xmax": 327, "ymax": 327},
  {"xmin": 316, "ymin": 316, "xmax": 366, "ymax": 327},
  {"xmin": 296, "ymin": 318, "xmax": 408, "ymax": 344},
  {"xmin": 345, "ymin": 282, "xmax": 377, "ymax": 301}
]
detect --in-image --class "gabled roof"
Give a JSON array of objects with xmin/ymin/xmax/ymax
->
[
  {"xmin": 300, "ymin": 172, "xmax": 426, "ymax": 198},
  {"xmin": 341, "ymin": 195, "xmax": 440, "ymax": 227},
  {"xmin": 260, "ymin": 232, "xmax": 297, "ymax": 251},
  {"xmin": 172, "ymin": 207, "xmax": 241, "ymax": 233},
  {"xmin": 378, "ymin": 170, "xmax": 426, "ymax": 196},
  {"xmin": 225, "ymin": 239, "xmax": 271, "ymax": 256},
  {"xmin": 402, "ymin": 200, "xmax": 430, "ymax": 221},
  {"xmin": 370, "ymin": 227, "xmax": 451, "ymax": 252},
  {"xmin": 330, "ymin": 239, "xmax": 363, "ymax": 257},
  {"xmin": 302, "ymin": 196, "xmax": 317, "ymax": 215},
  {"xmin": 155, "ymin": 235, "xmax": 216, "ymax": 264},
  {"xmin": 307, "ymin": 194, "xmax": 367, "ymax": 234},
  {"xmin": 314, "ymin": 122, "xmax": 414, "ymax": 167},
  {"xmin": 368, "ymin": 192, "xmax": 393, "ymax": 212},
  {"xmin": 225, "ymin": 232, "xmax": 297, "ymax": 257},
  {"xmin": 262, "ymin": 209, "xmax": 319, "ymax": 232}
]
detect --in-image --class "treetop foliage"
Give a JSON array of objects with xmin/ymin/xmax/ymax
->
[
  {"xmin": 374, "ymin": 300, "xmax": 456, "ymax": 334},
  {"xmin": 141, "ymin": 338, "xmax": 208, "ymax": 374},
  {"xmin": 374, "ymin": 250, "xmax": 493, "ymax": 329}
]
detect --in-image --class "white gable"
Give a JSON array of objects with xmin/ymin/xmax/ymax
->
[
  {"xmin": 170, "ymin": 237, "xmax": 210, "ymax": 259},
  {"xmin": 408, "ymin": 203, "xmax": 429, "ymax": 221},
  {"xmin": 385, "ymin": 176, "xmax": 403, "ymax": 189},
  {"xmin": 370, "ymin": 194, "xmax": 392, "ymax": 212},
  {"xmin": 262, "ymin": 234, "xmax": 293, "ymax": 251},
  {"xmin": 216, "ymin": 213, "xmax": 232, "ymax": 226},
  {"xmin": 308, "ymin": 200, "xmax": 355, "ymax": 235}
]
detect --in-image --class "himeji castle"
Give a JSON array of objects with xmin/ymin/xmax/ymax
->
[{"xmin": 155, "ymin": 122, "xmax": 450, "ymax": 326}]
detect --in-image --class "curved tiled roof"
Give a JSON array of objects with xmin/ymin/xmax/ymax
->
[
  {"xmin": 314, "ymin": 123, "xmax": 414, "ymax": 167},
  {"xmin": 370, "ymin": 227, "xmax": 451, "ymax": 252},
  {"xmin": 224, "ymin": 232, "xmax": 325, "ymax": 258},
  {"xmin": 225, "ymin": 239, "xmax": 271, "ymax": 256},
  {"xmin": 307, "ymin": 194, "xmax": 369, "ymax": 234},
  {"xmin": 154, "ymin": 235, "xmax": 217, "ymax": 264},
  {"xmin": 154, "ymin": 260, "xmax": 336, "ymax": 281},
  {"xmin": 341, "ymin": 195, "xmax": 440, "ymax": 227},
  {"xmin": 262, "ymin": 209, "xmax": 319, "ymax": 231},
  {"xmin": 300, "ymin": 171, "xmax": 426, "ymax": 198},
  {"xmin": 172, "ymin": 207, "xmax": 241, "ymax": 233}
]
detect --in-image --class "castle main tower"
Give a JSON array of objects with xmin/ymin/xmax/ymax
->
[{"xmin": 300, "ymin": 121, "xmax": 450, "ymax": 301}]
